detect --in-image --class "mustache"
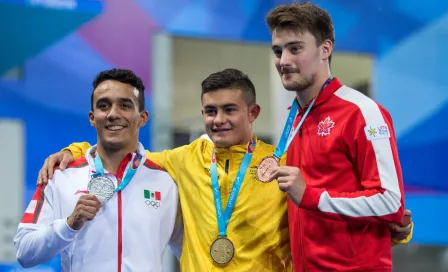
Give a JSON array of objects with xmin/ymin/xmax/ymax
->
[{"xmin": 280, "ymin": 67, "xmax": 298, "ymax": 74}]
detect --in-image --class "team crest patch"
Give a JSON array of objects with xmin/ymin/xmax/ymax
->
[
  {"xmin": 249, "ymin": 166, "xmax": 261, "ymax": 182},
  {"xmin": 317, "ymin": 116, "xmax": 335, "ymax": 136},
  {"xmin": 144, "ymin": 189, "xmax": 161, "ymax": 209},
  {"xmin": 364, "ymin": 124, "xmax": 390, "ymax": 140}
]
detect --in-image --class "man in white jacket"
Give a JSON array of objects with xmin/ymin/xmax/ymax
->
[{"xmin": 14, "ymin": 68, "xmax": 183, "ymax": 272}]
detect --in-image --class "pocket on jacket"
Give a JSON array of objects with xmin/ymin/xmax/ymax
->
[{"xmin": 305, "ymin": 213, "xmax": 355, "ymax": 259}]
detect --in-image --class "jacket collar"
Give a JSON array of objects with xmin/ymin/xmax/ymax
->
[
  {"xmin": 86, "ymin": 142, "xmax": 146, "ymax": 173},
  {"xmin": 212, "ymin": 134, "xmax": 258, "ymax": 155},
  {"xmin": 297, "ymin": 77, "xmax": 343, "ymax": 113}
]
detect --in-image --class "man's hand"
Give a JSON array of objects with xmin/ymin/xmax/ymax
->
[
  {"xmin": 67, "ymin": 195, "xmax": 102, "ymax": 230},
  {"xmin": 270, "ymin": 166, "xmax": 306, "ymax": 207},
  {"xmin": 37, "ymin": 150, "xmax": 74, "ymax": 185},
  {"xmin": 390, "ymin": 209, "xmax": 413, "ymax": 241}
]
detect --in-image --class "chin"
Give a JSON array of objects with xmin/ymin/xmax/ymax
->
[
  {"xmin": 282, "ymin": 82, "xmax": 300, "ymax": 91},
  {"xmin": 102, "ymin": 139, "xmax": 126, "ymax": 150},
  {"xmin": 211, "ymin": 137, "xmax": 232, "ymax": 148}
]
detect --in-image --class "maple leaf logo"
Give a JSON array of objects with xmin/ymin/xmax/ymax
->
[{"xmin": 317, "ymin": 116, "xmax": 335, "ymax": 136}]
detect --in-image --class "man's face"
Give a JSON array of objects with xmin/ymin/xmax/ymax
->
[
  {"xmin": 201, "ymin": 89, "xmax": 260, "ymax": 148},
  {"xmin": 271, "ymin": 28, "xmax": 324, "ymax": 92},
  {"xmin": 89, "ymin": 80, "xmax": 148, "ymax": 151}
]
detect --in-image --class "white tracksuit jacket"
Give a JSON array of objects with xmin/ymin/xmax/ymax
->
[{"xmin": 14, "ymin": 143, "xmax": 183, "ymax": 272}]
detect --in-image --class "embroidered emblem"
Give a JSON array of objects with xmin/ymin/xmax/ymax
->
[
  {"xmin": 317, "ymin": 116, "xmax": 335, "ymax": 136},
  {"xmin": 144, "ymin": 189, "xmax": 161, "ymax": 209},
  {"xmin": 364, "ymin": 124, "xmax": 390, "ymax": 140}
]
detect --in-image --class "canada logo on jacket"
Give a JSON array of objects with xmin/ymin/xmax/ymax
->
[{"xmin": 317, "ymin": 116, "xmax": 335, "ymax": 136}]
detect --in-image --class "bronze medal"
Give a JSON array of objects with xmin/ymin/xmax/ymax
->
[
  {"xmin": 256, "ymin": 156, "xmax": 279, "ymax": 183},
  {"xmin": 210, "ymin": 236, "xmax": 234, "ymax": 264}
]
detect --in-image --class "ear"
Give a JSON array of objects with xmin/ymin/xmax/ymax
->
[
  {"xmin": 248, "ymin": 104, "xmax": 261, "ymax": 123},
  {"xmin": 321, "ymin": 39, "xmax": 333, "ymax": 61},
  {"xmin": 201, "ymin": 109, "xmax": 205, "ymax": 116},
  {"xmin": 138, "ymin": 110, "xmax": 149, "ymax": 127},
  {"xmin": 88, "ymin": 111, "xmax": 95, "ymax": 127}
]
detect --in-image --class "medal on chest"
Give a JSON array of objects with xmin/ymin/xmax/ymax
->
[
  {"xmin": 209, "ymin": 139, "xmax": 255, "ymax": 264},
  {"xmin": 88, "ymin": 151, "xmax": 143, "ymax": 202},
  {"xmin": 257, "ymin": 77, "xmax": 333, "ymax": 181},
  {"xmin": 210, "ymin": 236, "xmax": 234, "ymax": 264},
  {"xmin": 87, "ymin": 176, "xmax": 115, "ymax": 202}
]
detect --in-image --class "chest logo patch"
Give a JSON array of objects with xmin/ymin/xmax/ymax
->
[
  {"xmin": 317, "ymin": 116, "xmax": 335, "ymax": 136},
  {"xmin": 144, "ymin": 189, "xmax": 161, "ymax": 209},
  {"xmin": 364, "ymin": 123, "xmax": 391, "ymax": 140}
]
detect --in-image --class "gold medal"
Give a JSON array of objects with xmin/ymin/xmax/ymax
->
[
  {"xmin": 210, "ymin": 236, "xmax": 234, "ymax": 264},
  {"xmin": 256, "ymin": 156, "xmax": 279, "ymax": 183}
]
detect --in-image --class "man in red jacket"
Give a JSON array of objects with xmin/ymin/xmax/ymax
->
[{"xmin": 265, "ymin": 3, "xmax": 409, "ymax": 271}]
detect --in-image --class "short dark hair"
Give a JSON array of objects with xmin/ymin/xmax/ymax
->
[
  {"xmin": 266, "ymin": 2, "xmax": 335, "ymax": 64},
  {"xmin": 91, "ymin": 68, "xmax": 145, "ymax": 112},
  {"xmin": 201, "ymin": 68, "xmax": 256, "ymax": 105}
]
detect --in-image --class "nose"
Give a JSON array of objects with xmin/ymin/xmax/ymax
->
[
  {"xmin": 107, "ymin": 104, "xmax": 120, "ymax": 121},
  {"xmin": 279, "ymin": 51, "xmax": 292, "ymax": 68},
  {"xmin": 213, "ymin": 111, "xmax": 226, "ymax": 126}
]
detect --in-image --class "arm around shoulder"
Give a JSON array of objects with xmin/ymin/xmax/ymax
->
[{"xmin": 63, "ymin": 142, "xmax": 92, "ymax": 160}]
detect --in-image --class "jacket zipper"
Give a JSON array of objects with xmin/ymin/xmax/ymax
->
[
  {"xmin": 117, "ymin": 177, "xmax": 123, "ymax": 272},
  {"xmin": 115, "ymin": 155, "xmax": 131, "ymax": 272},
  {"xmin": 299, "ymin": 126, "xmax": 306, "ymax": 271}
]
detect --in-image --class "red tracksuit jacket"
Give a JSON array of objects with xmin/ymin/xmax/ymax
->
[{"xmin": 286, "ymin": 78, "xmax": 405, "ymax": 272}]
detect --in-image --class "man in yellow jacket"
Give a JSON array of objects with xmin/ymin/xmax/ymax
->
[{"xmin": 37, "ymin": 68, "xmax": 413, "ymax": 271}]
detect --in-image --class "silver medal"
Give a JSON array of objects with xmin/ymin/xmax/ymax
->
[{"xmin": 87, "ymin": 176, "xmax": 115, "ymax": 203}]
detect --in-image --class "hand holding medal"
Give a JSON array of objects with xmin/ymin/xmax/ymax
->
[
  {"xmin": 256, "ymin": 97, "xmax": 309, "ymax": 183},
  {"xmin": 67, "ymin": 194, "xmax": 102, "ymax": 230},
  {"xmin": 67, "ymin": 151, "xmax": 142, "ymax": 230},
  {"xmin": 269, "ymin": 166, "xmax": 306, "ymax": 207}
]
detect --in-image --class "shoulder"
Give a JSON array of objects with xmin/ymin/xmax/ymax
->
[
  {"xmin": 55, "ymin": 157, "xmax": 88, "ymax": 171},
  {"xmin": 187, "ymin": 137, "xmax": 213, "ymax": 157},
  {"xmin": 332, "ymin": 85, "xmax": 391, "ymax": 123},
  {"xmin": 53, "ymin": 157, "xmax": 89, "ymax": 182},
  {"xmin": 140, "ymin": 159, "xmax": 176, "ymax": 186},
  {"xmin": 143, "ymin": 158, "xmax": 166, "ymax": 171},
  {"xmin": 254, "ymin": 139, "xmax": 276, "ymax": 157}
]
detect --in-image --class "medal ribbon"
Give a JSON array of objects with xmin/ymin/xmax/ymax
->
[
  {"xmin": 211, "ymin": 138, "xmax": 256, "ymax": 237},
  {"xmin": 92, "ymin": 153, "xmax": 143, "ymax": 193},
  {"xmin": 273, "ymin": 77, "xmax": 333, "ymax": 159}
]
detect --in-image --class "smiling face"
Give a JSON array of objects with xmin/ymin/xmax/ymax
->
[
  {"xmin": 201, "ymin": 88, "xmax": 260, "ymax": 148},
  {"xmin": 89, "ymin": 79, "xmax": 148, "ymax": 152}
]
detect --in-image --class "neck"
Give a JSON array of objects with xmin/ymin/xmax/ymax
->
[
  {"xmin": 295, "ymin": 69, "xmax": 331, "ymax": 108},
  {"xmin": 95, "ymin": 142, "xmax": 138, "ymax": 173}
]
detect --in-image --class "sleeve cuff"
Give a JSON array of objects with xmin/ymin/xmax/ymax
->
[
  {"xmin": 299, "ymin": 186, "xmax": 325, "ymax": 211},
  {"xmin": 53, "ymin": 218, "xmax": 79, "ymax": 241}
]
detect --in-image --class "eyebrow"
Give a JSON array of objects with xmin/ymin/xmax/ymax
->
[
  {"xmin": 271, "ymin": 41, "xmax": 304, "ymax": 50},
  {"xmin": 203, "ymin": 103, "xmax": 238, "ymax": 109},
  {"xmin": 96, "ymin": 97, "xmax": 136, "ymax": 105}
]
